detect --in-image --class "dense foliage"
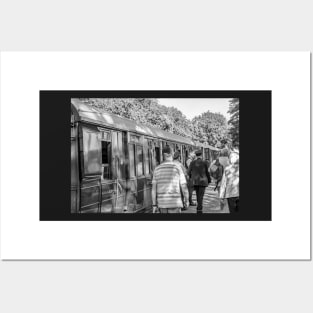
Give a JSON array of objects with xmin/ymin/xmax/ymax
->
[
  {"xmin": 80, "ymin": 98, "xmax": 193, "ymax": 137},
  {"xmin": 227, "ymin": 98, "xmax": 239, "ymax": 148},
  {"xmin": 79, "ymin": 98, "xmax": 238, "ymax": 148},
  {"xmin": 192, "ymin": 111, "xmax": 230, "ymax": 148}
]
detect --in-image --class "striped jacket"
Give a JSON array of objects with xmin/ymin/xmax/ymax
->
[{"xmin": 152, "ymin": 161, "xmax": 187, "ymax": 209}]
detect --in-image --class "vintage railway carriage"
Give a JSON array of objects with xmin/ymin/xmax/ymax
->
[
  {"xmin": 202, "ymin": 144, "xmax": 221, "ymax": 165},
  {"xmin": 71, "ymin": 99, "xmax": 197, "ymax": 213}
]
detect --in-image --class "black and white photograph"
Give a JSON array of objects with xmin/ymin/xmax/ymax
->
[
  {"xmin": 71, "ymin": 97, "xmax": 239, "ymax": 215},
  {"xmin": 40, "ymin": 89, "xmax": 270, "ymax": 222},
  {"xmin": 1, "ymin": 2, "xmax": 312, "ymax": 312}
]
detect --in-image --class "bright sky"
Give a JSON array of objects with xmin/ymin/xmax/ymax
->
[{"xmin": 158, "ymin": 98, "xmax": 232, "ymax": 121}]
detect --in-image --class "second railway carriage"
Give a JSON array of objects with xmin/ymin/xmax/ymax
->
[
  {"xmin": 71, "ymin": 99, "xmax": 198, "ymax": 214},
  {"xmin": 202, "ymin": 143, "xmax": 221, "ymax": 165}
]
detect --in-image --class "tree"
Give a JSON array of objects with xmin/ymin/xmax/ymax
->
[
  {"xmin": 191, "ymin": 111, "xmax": 230, "ymax": 148},
  {"xmin": 78, "ymin": 98, "xmax": 232, "ymax": 148},
  {"xmin": 80, "ymin": 98, "xmax": 193, "ymax": 137},
  {"xmin": 228, "ymin": 98, "xmax": 239, "ymax": 148}
]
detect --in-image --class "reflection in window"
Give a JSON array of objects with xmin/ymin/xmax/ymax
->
[
  {"xmin": 136, "ymin": 145, "xmax": 144, "ymax": 176},
  {"xmin": 82, "ymin": 128, "xmax": 102, "ymax": 176},
  {"xmin": 129, "ymin": 144, "xmax": 135, "ymax": 177}
]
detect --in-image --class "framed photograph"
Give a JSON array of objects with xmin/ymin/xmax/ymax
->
[
  {"xmin": 0, "ymin": 52, "xmax": 310, "ymax": 260},
  {"xmin": 40, "ymin": 91, "xmax": 270, "ymax": 221}
]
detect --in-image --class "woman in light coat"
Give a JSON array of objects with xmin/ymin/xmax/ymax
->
[{"xmin": 219, "ymin": 151, "xmax": 239, "ymax": 213}]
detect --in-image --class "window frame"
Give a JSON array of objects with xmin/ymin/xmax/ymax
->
[{"xmin": 135, "ymin": 144, "xmax": 144, "ymax": 177}]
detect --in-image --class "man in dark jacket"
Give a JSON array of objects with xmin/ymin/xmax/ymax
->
[{"xmin": 187, "ymin": 150, "xmax": 211, "ymax": 214}]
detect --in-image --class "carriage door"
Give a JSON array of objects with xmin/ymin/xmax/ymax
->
[
  {"xmin": 110, "ymin": 130, "xmax": 127, "ymax": 212},
  {"xmin": 98, "ymin": 128, "xmax": 114, "ymax": 213},
  {"xmin": 127, "ymin": 134, "xmax": 145, "ymax": 212},
  {"xmin": 79, "ymin": 125, "xmax": 102, "ymax": 213}
]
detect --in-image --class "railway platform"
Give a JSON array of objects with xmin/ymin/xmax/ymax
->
[{"xmin": 182, "ymin": 182, "xmax": 230, "ymax": 213}]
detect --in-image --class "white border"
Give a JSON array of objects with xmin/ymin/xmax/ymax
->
[{"xmin": 0, "ymin": 52, "xmax": 310, "ymax": 260}]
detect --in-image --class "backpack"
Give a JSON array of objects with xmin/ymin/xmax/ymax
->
[{"xmin": 210, "ymin": 159, "xmax": 223, "ymax": 181}]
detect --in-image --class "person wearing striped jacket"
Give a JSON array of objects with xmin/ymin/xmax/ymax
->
[{"xmin": 152, "ymin": 146, "xmax": 189, "ymax": 213}]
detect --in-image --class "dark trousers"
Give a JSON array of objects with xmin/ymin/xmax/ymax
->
[
  {"xmin": 194, "ymin": 185, "xmax": 206, "ymax": 213},
  {"xmin": 227, "ymin": 197, "xmax": 239, "ymax": 213},
  {"xmin": 188, "ymin": 181, "xmax": 194, "ymax": 203}
]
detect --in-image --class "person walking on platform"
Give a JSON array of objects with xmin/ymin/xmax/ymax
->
[
  {"xmin": 219, "ymin": 151, "xmax": 239, "ymax": 213},
  {"xmin": 186, "ymin": 151, "xmax": 196, "ymax": 205},
  {"xmin": 210, "ymin": 148, "xmax": 229, "ymax": 194},
  {"xmin": 152, "ymin": 146, "xmax": 189, "ymax": 213},
  {"xmin": 186, "ymin": 151, "xmax": 196, "ymax": 168},
  {"xmin": 173, "ymin": 151, "xmax": 187, "ymax": 178},
  {"xmin": 187, "ymin": 150, "xmax": 211, "ymax": 214},
  {"xmin": 173, "ymin": 151, "xmax": 189, "ymax": 210}
]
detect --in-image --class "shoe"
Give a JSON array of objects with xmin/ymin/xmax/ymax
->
[{"xmin": 189, "ymin": 202, "xmax": 196, "ymax": 206}]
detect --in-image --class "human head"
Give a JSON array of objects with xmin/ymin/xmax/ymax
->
[
  {"xmin": 229, "ymin": 152, "xmax": 239, "ymax": 164},
  {"xmin": 195, "ymin": 149, "xmax": 202, "ymax": 158},
  {"xmin": 162, "ymin": 146, "xmax": 173, "ymax": 161},
  {"xmin": 173, "ymin": 151, "xmax": 180, "ymax": 160}
]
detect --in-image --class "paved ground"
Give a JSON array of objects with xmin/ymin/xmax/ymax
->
[{"xmin": 182, "ymin": 183, "xmax": 229, "ymax": 213}]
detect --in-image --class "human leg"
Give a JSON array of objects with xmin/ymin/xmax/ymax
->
[
  {"xmin": 227, "ymin": 197, "xmax": 239, "ymax": 213},
  {"xmin": 188, "ymin": 181, "xmax": 195, "ymax": 205},
  {"xmin": 195, "ymin": 186, "xmax": 205, "ymax": 214}
]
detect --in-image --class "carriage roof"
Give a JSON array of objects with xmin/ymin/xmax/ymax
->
[
  {"xmin": 201, "ymin": 143, "xmax": 221, "ymax": 151},
  {"xmin": 71, "ymin": 99, "xmax": 196, "ymax": 146}
]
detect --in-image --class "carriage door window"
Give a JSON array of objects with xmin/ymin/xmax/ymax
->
[
  {"xmin": 144, "ymin": 139, "xmax": 151, "ymax": 175},
  {"xmin": 155, "ymin": 146, "xmax": 160, "ymax": 167},
  {"xmin": 129, "ymin": 144, "xmax": 136, "ymax": 177},
  {"xmin": 100, "ymin": 130, "xmax": 111, "ymax": 179},
  {"xmin": 136, "ymin": 145, "xmax": 144, "ymax": 176},
  {"xmin": 81, "ymin": 127, "xmax": 102, "ymax": 176}
]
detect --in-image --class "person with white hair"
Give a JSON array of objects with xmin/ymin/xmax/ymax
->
[
  {"xmin": 219, "ymin": 151, "xmax": 239, "ymax": 213},
  {"xmin": 152, "ymin": 146, "xmax": 189, "ymax": 213}
]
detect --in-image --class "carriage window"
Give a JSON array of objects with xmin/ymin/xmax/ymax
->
[
  {"xmin": 204, "ymin": 149, "xmax": 209, "ymax": 160},
  {"xmin": 144, "ymin": 147, "xmax": 151, "ymax": 175},
  {"xmin": 100, "ymin": 131, "xmax": 111, "ymax": 141},
  {"xmin": 101, "ymin": 141, "xmax": 111, "ymax": 179},
  {"xmin": 147, "ymin": 148, "xmax": 151, "ymax": 174},
  {"xmin": 129, "ymin": 144, "xmax": 136, "ymax": 177},
  {"xmin": 155, "ymin": 147, "xmax": 160, "ymax": 166},
  {"xmin": 102, "ymin": 142, "xmax": 110, "ymax": 164},
  {"xmin": 144, "ymin": 138, "xmax": 152, "ymax": 175},
  {"xmin": 82, "ymin": 128, "xmax": 102, "ymax": 176},
  {"xmin": 130, "ymin": 134, "xmax": 141, "ymax": 144},
  {"xmin": 136, "ymin": 146, "xmax": 144, "ymax": 176}
]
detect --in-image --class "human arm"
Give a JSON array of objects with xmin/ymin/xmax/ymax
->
[
  {"xmin": 187, "ymin": 161, "xmax": 192, "ymax": 178},
  {"xmin": 219, "ymin": 171, "xmax": 227, "ymax": 199},
  {"xmin": 151, "ymin": 174, "xmax": 158, "ymax": 213},
  {"xmin": 181, "ymin": 183, "xmax": 189, "ymax": 208},
  {"xmin": 179, "ymin": 167, "xmax": 189, "ymax": 208},
  {"xmin": 205, "ymin": 162, "xmax": 211, "ymax": 184}
]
